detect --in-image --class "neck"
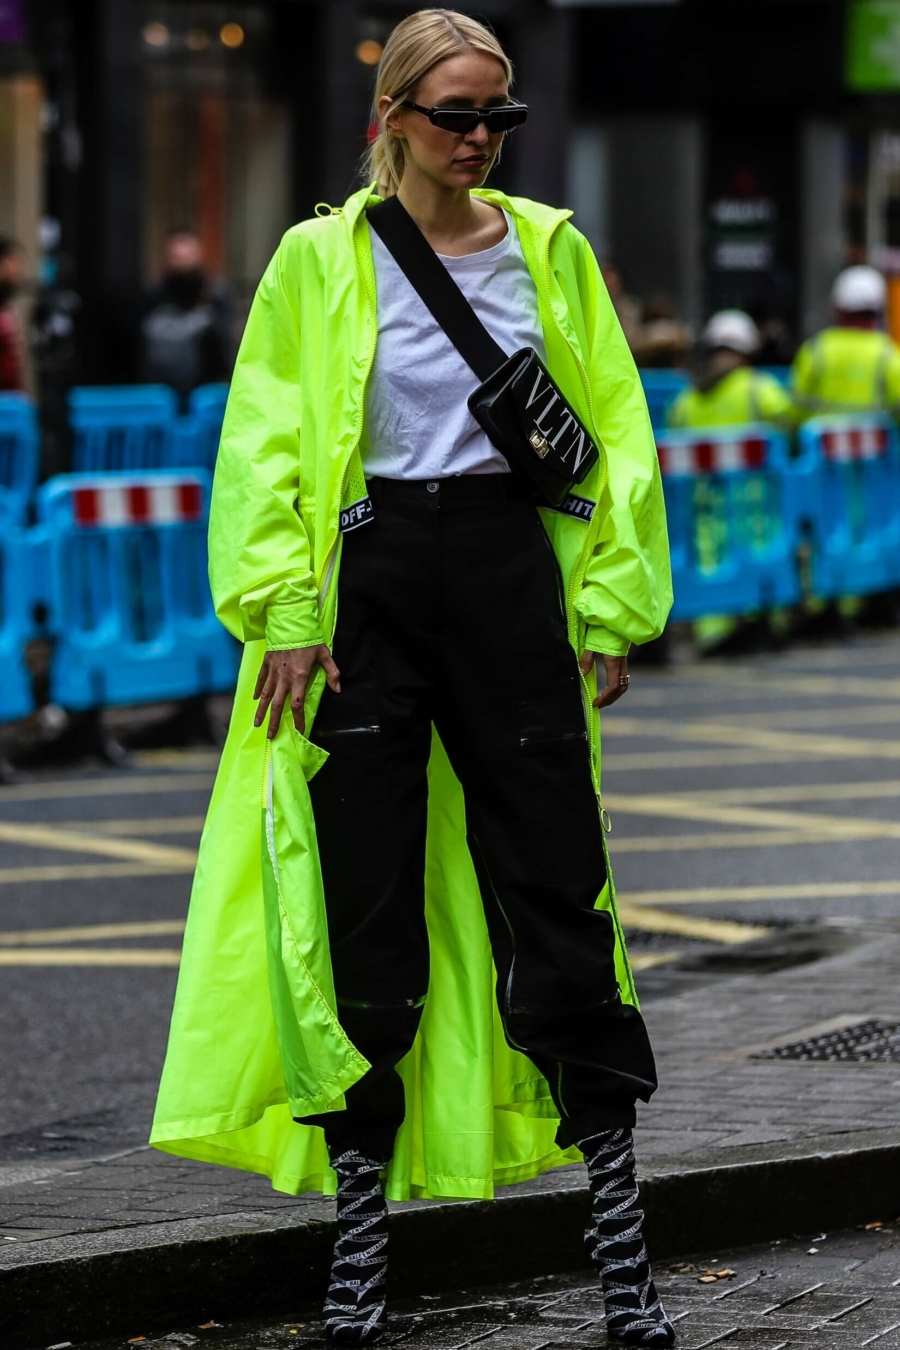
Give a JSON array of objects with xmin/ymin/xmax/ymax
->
[
  {"xmin": 835, "ymin": 310, "xmax": 880, "ymax": 330},
  {"xmin": 396, "ymin": 166, "xmax": 481, "ymax": 244}
]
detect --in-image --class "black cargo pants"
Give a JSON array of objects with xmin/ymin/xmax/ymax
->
[{"xmin": 302, "ymin": 475, "xmax": 657, "ymax": 1162}]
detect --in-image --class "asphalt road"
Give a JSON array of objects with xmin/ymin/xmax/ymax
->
[
  {"xmin": 75, "ymin": 1222, "xmax": 900, "ymax": 1349},
  {"xmin": 1, "ymin": 633, "xmax": 898, "ymax": 1167}
]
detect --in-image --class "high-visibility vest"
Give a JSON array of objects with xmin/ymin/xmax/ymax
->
[
  {"xmin": 667, "ymin": 365, "xmax": 792, "ymax": 429},
  {"xmin": 791, "ymin": 327, "xmax": 900, "ymax": 421}
]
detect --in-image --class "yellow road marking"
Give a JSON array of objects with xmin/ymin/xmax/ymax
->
[
  {"xmin": 686, "ymin": 780, "xmax": 900, "ymax": 806},
  {"xmin": 628, "ymin": 952, "xmax": 681, "ymax": 971},
  {"xmin": 616, "ymin": 904, "xmax": 770, "ymax": 944},
  {"xmin": 604, "ymin": 716, "xmax": 900, "ymax": 762},
  {"xmin": 133, "ymin": 749, "xmax": 221, "ymax": 769},
  {"xmin": 734, "ymin": 704, "xmax": 900, "ymax": 730},
  {"xmin": 622, "ymin": 880, "xmax": 900, "ymax": 906},
  {"xmin": 0, "ymin": 772, "xmax": 214, "ymax": 804},
  {"xmin": 0, "ymin": 862, "xmax": 191, "ymax": 884},
  {"xmin": 0, "ymin": 821, "xmax": 197, "ymax": 867},
  {"xmin": 662, "ymin": 670, "xmax": 900, "ymax": 702},
  {"xmin": 602, "ymin": 748, "xmax": 809, "ymax": 772},
  {"xmin": 611, "ymin": 827, "xmax": 878, "ymax": 853},
  {"xmin": 0, "ymin": 920, "xmax": 185, "ymax": 946},
  {"xmin": 90, "ymin": 817, "xmax": 205, "ymax": 836},
  {"xmin": 605, "ymin": 794, "xmax": 900, "ymax": 840},
  {"xmin": 0, "ymin": 948, "xmax": 181, "ymax": 966}
]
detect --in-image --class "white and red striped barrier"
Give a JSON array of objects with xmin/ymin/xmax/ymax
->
[
  {"xmin": 71, "ymin": 477, "xmax": 204, "ymax": 528},
  {"xmin": 656, "ymin": 435, "xmax": 768, "ymax": 477},
  {"xmin": 819, "ymin": 426, "xmax": 890, "ymax": 462}
]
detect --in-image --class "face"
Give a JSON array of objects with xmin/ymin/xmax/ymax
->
[
  {"xmin": 0, "ymin": 247, "xmax": 25, "ymax": 290},
  {"xmin": 166, "ymin": 234, "xmax": 204, "ymax": 273},
  {"xmin": 383, "ymin": 50, "xmax": 510, "ymax": 191}
]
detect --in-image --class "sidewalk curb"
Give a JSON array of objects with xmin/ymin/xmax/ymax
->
[{"xmin": 6, "ymin": 1140, "xmax": 900, "ymax": 1349}]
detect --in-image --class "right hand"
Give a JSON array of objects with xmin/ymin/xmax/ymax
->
[{"xmin": 253, "ymin": 644, "xmax": 340, "ymax": 739}]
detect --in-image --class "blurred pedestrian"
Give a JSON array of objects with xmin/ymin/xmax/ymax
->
[
  {"xmin": 602, "ymin": 261, "xmax": 643, "ymax": 352},
  {"xmin": 668, "ymin": 310, "xmax": 791, "ymax": 429},
  {"xmin": 0, "ymin": 237, "xmax": 27, "ymax": 391},
  {"xmin": 152, "ymin": 10, "xmax": 675, "ymax": 1348},
  {"xmin": 792, "ymin": 266, "xmax": 900, "ymax": 421},
  {"xmin": 631, "ymin": 294, "xmax": 691, "ymax": 369},
  {"xmin": 668, "ymin": 311, "xmax": 791, "ymax": 655},
  {"xmin": 140, "ymin": 228, "xmax": 235, "ymax": 404}
]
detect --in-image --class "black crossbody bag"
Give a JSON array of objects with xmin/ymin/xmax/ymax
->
[{"xmin": 367, "ymin": 196, "xmax": 599, "ymax": 509}]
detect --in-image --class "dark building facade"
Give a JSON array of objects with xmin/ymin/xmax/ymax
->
[{"xmin": 4, "ymin": 0, "xmax": 900, "ymax": 386}]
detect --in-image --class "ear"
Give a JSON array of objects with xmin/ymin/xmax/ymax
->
[{"xmin": 378, "ymin": 94, "xmax": 404, "ymax": 138}]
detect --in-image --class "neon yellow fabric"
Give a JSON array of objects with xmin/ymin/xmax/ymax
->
[
  {"xmin": 150, "ymin": 186, "xmax": 672, "ymax": 1201},
  {"xmin": 667, "ymin": 366, "xmax": 792, "ymax": 431},
  {"xmin": 791, "ymin": 327, "xmax": 900, "ymax": 423}
]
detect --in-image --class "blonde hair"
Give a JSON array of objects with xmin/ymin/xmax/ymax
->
[{"xmin": 365, "ymin": 9, "xmax": 513, "ymax": 199}]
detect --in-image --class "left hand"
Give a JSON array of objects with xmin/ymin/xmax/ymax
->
[{"xmin": 579, "ymin": 651, "xmax": 630, "ymax": 709}]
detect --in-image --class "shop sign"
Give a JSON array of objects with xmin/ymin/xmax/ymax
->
[
  {"xmin": 847, "ymin": 0, "xmax": 900, "ymax": 90},
  {"xmin": 709, "ymin": 197, "xmax": 777, "ymax": 274},
  {"xmin": 0, "ymin": 0, "xmax": 24, "ymax": 43}
]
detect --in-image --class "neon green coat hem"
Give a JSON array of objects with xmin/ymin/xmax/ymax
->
[
  {"xmin": 151, "ymin": 1103, "xmax": 582, "ymax": 1202},
  {"xmin": 150, "ymin": 184, "xmax": 672, "ymax": 1203}
]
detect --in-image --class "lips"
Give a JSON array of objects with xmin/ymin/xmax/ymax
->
[{"xmin": 455, "ymin": 156, "xmax": 488, "ymax": 167}]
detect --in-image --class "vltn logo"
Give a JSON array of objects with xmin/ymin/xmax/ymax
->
[{"xmin": 525, "ymin": 369, "xmax": 595, "ymax": 471}]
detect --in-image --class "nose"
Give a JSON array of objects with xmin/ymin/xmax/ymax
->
[{"xmin": 465, "ymin": 120, "xmax": 491, "ymax": 146}]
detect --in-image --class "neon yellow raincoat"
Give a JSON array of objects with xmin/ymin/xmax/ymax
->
[{"xmin": 150, "ymin": 186, "xmax": 672, "ymax": 1201}]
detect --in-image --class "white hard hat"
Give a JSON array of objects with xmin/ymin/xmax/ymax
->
[
  {"xmin": 701, "ymin": 310, "xmax": 760, "ymax": 355},
  {"xmin": 831, "ymin": 265, "xmax": 887, "ymax": 313}
]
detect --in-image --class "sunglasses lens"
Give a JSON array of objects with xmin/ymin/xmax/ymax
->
[
  {"xmin": 489, "ymin": 107, "xmax": 527, "ymax": 132},
  {"xmin": 431, "ymin": 111, "xmax": 480, "ymax": 133}
]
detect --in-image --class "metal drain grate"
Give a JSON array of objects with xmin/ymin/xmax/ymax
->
[{"xmin": 754, "ymin": 1019, "xmax": 900, "ymax": 1063}]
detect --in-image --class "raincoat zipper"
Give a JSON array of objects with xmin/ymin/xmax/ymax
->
[
  {"xmin": 316, "ymin": 208, "xmax": 379, "ymax": 621},
  {"xmin": 538, "ymin": 220, "xmax": 610, "ymax": 812}
]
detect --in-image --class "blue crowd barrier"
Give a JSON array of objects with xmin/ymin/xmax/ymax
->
[
  {"xmin": 0, "ymin": 393, "xmax": 40, "ymax": 524},
  {"xmin": 68, "ymin": 385, "xmax": 197, "ymax": 472},
  {"xmin": 188, "ymin": 382, "xmax": 229, "ymax": 469},
  {"xmin": 638, "ymin": 369, "xmax": 690, "ymax": 431},
  {"xmin": 37, "ymin": 470, "xmax": 239, "ymax": 711},
  {"xmin": 797, "ymin": 415, "xmax": 900, "ymax": 598},
  {"xmin": 658, "ymin": 424, "xmax": 804, "ymax": 621},
  {"xmin": 0, "ymin": 493, "xmax": 36, "ymax": 724}
]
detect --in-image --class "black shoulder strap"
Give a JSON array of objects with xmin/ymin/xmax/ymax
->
[{"xmin": 367, "ymin": 195, "xmax": 507, "ymax": 383}]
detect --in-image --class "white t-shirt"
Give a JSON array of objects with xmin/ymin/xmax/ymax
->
[{"xmin": 361, "ymin": 209, "xmax": 546, "ymax": 479}]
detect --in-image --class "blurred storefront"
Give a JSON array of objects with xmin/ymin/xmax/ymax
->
[
  {"xmin": 563, "ymin": 0, "xmax": 900, "ymax": 353},
  {"xmin": 10, "ymin": 0, "xmax": 900, "ymax": 384}
]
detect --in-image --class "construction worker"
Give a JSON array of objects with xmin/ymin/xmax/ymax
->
[
  {"xmin": 791, "ymin": 265, "xmax": 900, "ymax": 421},
  {"xmin": 667, "ymin": 311, "xmax": 791, "ymax": 654},
  {"xmin": 791, "ymin": 266, "xmax": 900, "ymax": 626},
  {"xmin": 667, "ymin": 309, "xmax": 791, "ymax": 429}
]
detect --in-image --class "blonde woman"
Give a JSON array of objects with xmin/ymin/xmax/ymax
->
[{"xmin": 152, "ymin": 9, "xmax": 673, "ymax": 1346}]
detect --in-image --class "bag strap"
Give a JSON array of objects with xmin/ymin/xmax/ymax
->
[{"xmin": 367, "ymin": 195, "xmax": 508, "ymax": 383}]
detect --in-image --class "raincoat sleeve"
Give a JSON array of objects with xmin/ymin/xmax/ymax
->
[
  {"xmin": 568, "ymin": 233, "xmax": 673, "ymax": 656},
  {"xmin": 208, "ymin": 234, "xmax": 324, "ymax": 650}
]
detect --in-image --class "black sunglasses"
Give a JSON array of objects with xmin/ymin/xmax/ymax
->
[{"xmin": 401, "ymin": 100, "xmax": 528, "ymax": 135}]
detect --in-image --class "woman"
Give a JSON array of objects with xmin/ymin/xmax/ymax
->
[{"xmin": 151, "ymin": 10, "xmax": 673, "ymax": 1347}]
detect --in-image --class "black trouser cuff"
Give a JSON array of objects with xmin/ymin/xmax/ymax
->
[{"xmin": 555, "ymin": 1106, "xmax": 637, "ymax": 1152}]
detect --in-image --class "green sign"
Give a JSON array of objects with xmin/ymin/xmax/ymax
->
[{"xmin": 848, "ymin": 0, "xmax": 900, "ymax": 90}]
